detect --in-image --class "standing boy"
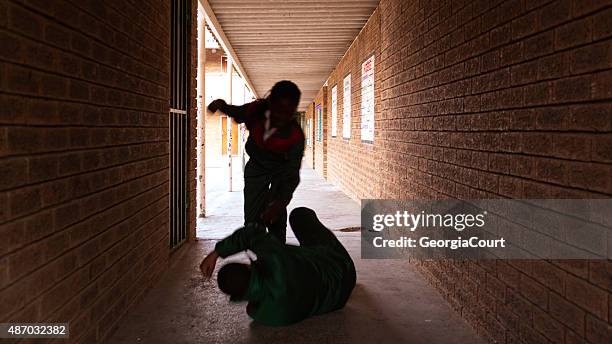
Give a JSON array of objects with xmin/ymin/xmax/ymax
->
[{"xmin": 208, "ymin": 80, "xmax": 304, "ymax": 243}]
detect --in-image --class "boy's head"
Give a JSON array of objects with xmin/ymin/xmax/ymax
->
[
  {"xmin": 217, "ymin": 263, "xmax": 251, "ymax": 301},
  {"xmin": 268, "ymin": 80, "xmax": 301, "ymax": 127}
]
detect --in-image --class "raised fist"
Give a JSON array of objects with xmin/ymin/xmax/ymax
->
[{"xmin": 207, "ymin": 99, "xmax": 227, "ymax": 113}]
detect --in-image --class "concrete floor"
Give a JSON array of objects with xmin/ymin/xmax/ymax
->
[{"xmin": 108, "ymin": 167, "xmax": 485, "ymax": 344}]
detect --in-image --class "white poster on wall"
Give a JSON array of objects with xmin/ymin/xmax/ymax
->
[
  {"xmin": 343, "ymin": 74, "xmax": 351, "ymax": 139},
  {"xmin": 331, "ymin": 85, "xmax": 337, "ymax": 137},
  {"xmin": 361, "ymin": 55, "xmax": 375, "ymax": 142}
]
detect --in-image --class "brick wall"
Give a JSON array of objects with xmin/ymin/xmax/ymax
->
[
  {"xmin": 314, "ymin": 86, "xmax": 328, "ymax": 178},
  {"xmin": 0, "ymin": 0, "xmax": 198, "ymax": 342},
  {"xmin": 326, "ymin": 8, "xmax": 383, "ymax": 199},
  {"xmin": 315, "ymin": 0, "xmax": 612, "ymax": 343},
  {"xmin": 205, "ymin": 48, "xmax": 224, "ymax": 73}
]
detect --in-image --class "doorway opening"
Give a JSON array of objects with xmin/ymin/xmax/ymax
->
[{"xmin": 195, "ymin": 9, "xmax": 255, "ymax": 239}]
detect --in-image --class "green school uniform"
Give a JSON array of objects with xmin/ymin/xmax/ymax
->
[{"xmin": 215, "ymin": 223, "xmax": 356, "ymax": 326}]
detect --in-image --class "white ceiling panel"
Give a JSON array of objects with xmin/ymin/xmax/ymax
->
[{"xmin": 207, "ymin": 0, "xmax": 379, "ymax": 110}]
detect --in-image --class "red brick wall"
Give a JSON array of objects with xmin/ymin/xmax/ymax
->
[
  {"xmin": 316, "ymin": 0, "xmax": 612, "ymax": 343},
  {"xmin": 314, "ymin": 86, "xmax": 328, "ymax": 177},
  {"xmin": 0, "ymin": 0, "xmax": 198, "ymax": 342},
  {"xmin": 326, "ymin": 8, "xmax": 383, "ymax": 199}
]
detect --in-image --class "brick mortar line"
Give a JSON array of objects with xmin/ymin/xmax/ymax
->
[
  {"xmin": 349, "ymin": 124, "xmax": 612, "ymax": 134},
  {"xmin": 0, "ymin": 158, "xmax": 169, "ymax": 227},
  {"xmin": 379, "ymin": 52, "xmax": 611, "ymax": 105},
  {"xmin": 0, "ymin": 90, "xmax": 170, "ymax": 119},
  {"xmin": 374, "ymin": 139, "xmax": 610, "ymax": 165},
  {"xmin": 95, "ymin": 228, "xmax": 169, "ymax": 343},
  {"xmin": 0, "ymin": 25, "xmax": 169, "ymax": 95},
  {"xmin": 0, "ymin": 172, "xmax": 169, "ymax": 264},
  {"xmin": 0, "ymin": 182, "xmax": 169, "ymax": 293},
  {"xmin": 422, "ymin": 262, "xmax": 605, "ymax": 342},
  {"xmin": 379, "ymin": 94, "xmax": 612, "ymax": 119},
  {"xmin": 381, "ymin": 2, "xmax": 611, "ymax": 67},
  {"xmin": 380, "ymin": 62, "xmax": 611, "ymax": 105},
  {"xmin": 9, "ymin": 0, "xmax": 171, "ymax": 78},
  {"xmin": 414, "ymin": 267, "xmax": 494, "ymax": 341},
  {"xmin": 120, "ymin": 0, "xmax": 170, "ymax": 27},
  {"xmin": 0, "ymin": 121, "xmax": 170, "ymax": 129},
  {"xmin": 500, "ymin": 259, "xmax": 604, "ymax": 286},
  {"xmin": 402, "ymin": 168, "xmax": 610, "ymax": 201},
  {"xmin": 380, "ymin": 14, "xmax": 612, "ymax": 86},
  {"xmin": 96, "ymin": 244, "xmax": 167, "ymax": 343},
  {"xmin": 55, "ymin": 214, "xmax": 169, "ymax": 327},
  {"xmin": 0, "ymin": 138, "xmax": 170, "ymax": 161},
  {"xmin": 407, "ymin": 158, "xmax": 608, "ymax": 193},
  {"xmin": 0, "ymin": 149, "xmax": 169, "ymax": 193},
  {"xmin": 328, "ymin": 153, "xmax": 610, "ymax": 204},
  {"xmin": 0, "ymin": 90, "xmax": 169, "ymax": 117},
  {"xmin": 510, "ymin": 276, "xmax": 610, "ymax": 330},
  {"xmin": 0, "ymin": 139, "xmax": 169, "ymax": 162},
  {"xmin": 65, "ymin": 0, "xmax": 170, "ymax": 46},
  {"xmin": 1, "ymin": 55, "xmax": 169, "ymax": 105},
  {"xmin": 3, "ymin": 196, "xmax": 169, "ymax": 323},
  {"xmin": 51, "ymin": 170, "xmax": 170, "ymax": 235}
]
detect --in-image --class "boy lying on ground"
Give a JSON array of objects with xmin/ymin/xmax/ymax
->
[{"xmin": 199, "ymin": 207, "xmax": 356, "ymax": 326}]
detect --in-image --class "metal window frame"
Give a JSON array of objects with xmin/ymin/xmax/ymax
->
[{"xmin": 169, "ymin": 0, "xmax": 191, "ymax": 250}]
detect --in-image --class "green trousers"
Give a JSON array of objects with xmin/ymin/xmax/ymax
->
[{"xmin": 243, "ymin": 160, "xmax": 288, "ymax": 243}]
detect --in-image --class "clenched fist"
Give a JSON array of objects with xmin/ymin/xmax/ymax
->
[{"xmin": 207, "ymin": 99, "xmax": 227, "ymax": 113}]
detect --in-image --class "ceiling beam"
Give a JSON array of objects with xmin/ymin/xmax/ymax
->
[{"xmin": 199, "ymin": 0, "xmax": 259, "ymax": 99}]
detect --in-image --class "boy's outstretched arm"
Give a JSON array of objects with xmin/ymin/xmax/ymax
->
[
  {"xmin": 207, "ymin": 99, "xmax": 251, "ymax": 124},
  {"xmin": 199, "ymin": 223, "xmax": 266, "ymax": 278},
  {"xmin": 200, "ymin": 250, "xmax": 219, "ymax": 278}
]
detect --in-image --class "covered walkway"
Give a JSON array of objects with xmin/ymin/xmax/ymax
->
[
  {"xmin": 109, "ymin": 168, "xmax": 484, "ymax": 344},
  {"xmin": 2, "ymin": 1, "xmax": 610, "ymax": 343}
]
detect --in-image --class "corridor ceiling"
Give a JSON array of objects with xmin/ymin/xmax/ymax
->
[{"xmin": 206, "ymin": 0, "xmax": 380, "ymax": 110}]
